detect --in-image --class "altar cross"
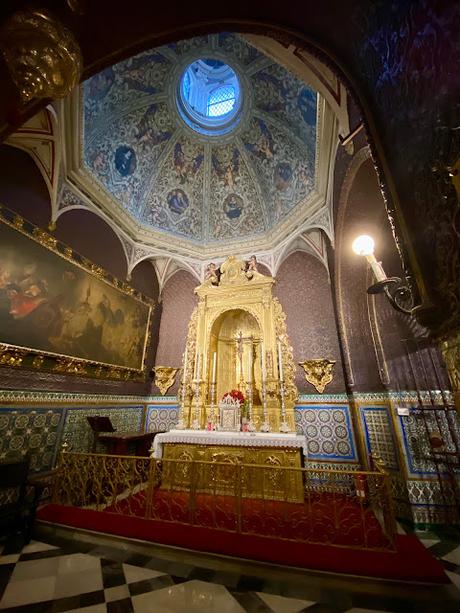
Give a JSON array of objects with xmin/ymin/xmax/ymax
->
[{"xmin": 235, "ymin": 331, "xmax": 254, "ymax": 388}]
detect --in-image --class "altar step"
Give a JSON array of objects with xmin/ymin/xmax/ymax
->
[{"xmin": 37, "ymin": 503, "xmax": 448, "ymax": 584}]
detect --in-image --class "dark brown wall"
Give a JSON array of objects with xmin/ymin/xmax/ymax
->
[
  {"xmin": 274, "ymin": 251, "xmax": 345, "ymax": 394},
  {"xmin": 334, "ymin": 154, "xmax": 436, "ymax": 394},
  {"xmin": 336, "ymin": 157, "xmax": 386, "ymax": 392},
  {"xmin": 0, "ymin": 145, "xmax": 50, "ymax": 228},
  {"xmin": 154, "ymin": 269, "xmax": 198, "ymax": 396},
  {"xmin": 55, "ymin": 209, "xmax": 128, "ymax": 280}
]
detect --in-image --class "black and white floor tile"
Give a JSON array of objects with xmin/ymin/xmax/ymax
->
[
  {"xmin": 417, "ymin": 531, "xmax": 460, "ymax": 593},
  {"xmin": 0, "ymin": 530, "xmax": 459, "ymax": 612}
]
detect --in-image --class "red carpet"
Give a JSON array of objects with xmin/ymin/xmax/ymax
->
[
  {"xmin": 106, "ymin": 489, "xmax": 392, "ymax": 549},
  {"xmin": 37, "ymin": 502, "xmax": 448, "ymax": 584}
]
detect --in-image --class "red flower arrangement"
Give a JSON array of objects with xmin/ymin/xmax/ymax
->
[{"xmin": 222, "ymin": 389, "xmax": 245, "ymax": 404}]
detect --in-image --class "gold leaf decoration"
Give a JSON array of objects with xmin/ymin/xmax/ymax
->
[
  {"xmin": 299, "ymin": 359, "xmax": 336, "ymax": 394},
  {"xmin": 154, "ymin": 366, "xmax": 180, "ymax": 395}
]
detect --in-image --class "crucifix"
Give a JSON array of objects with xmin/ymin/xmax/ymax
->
[{"xmin": 235, "ymin": 331, "xmax": 254, "ymax": 389}]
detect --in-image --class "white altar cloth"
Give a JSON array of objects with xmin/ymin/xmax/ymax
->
[{"xmin": 152, "ymin": 429, "xmax": 307, "ymax": 459}]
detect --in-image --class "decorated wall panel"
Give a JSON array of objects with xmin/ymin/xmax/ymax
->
[
  {"xmin": 146, "ymin": 403, "xmax": 179, "ymax": 433},
  {"xmin": 359, "ymin": 405, "xmax": 399, "ymax": 471},
  {"xmin": 295, "ymin": 404, "xmax": 357, "ymax": 462},
  {"xmin": 396, "ymin": 408, "xmax": 459, "ymax": 477},
  {"xmin": 62, "ymin": 405, "xmax": 144, "ymax": 454},
  {"xmin": 0, "ymin": 406, "xmax": 64, "ymax": 472}
]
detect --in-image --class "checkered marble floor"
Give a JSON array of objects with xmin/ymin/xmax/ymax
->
[
  {"xmin": 0, "ymin": 530, "xmax": 459, "ymax": 612},
  {"xmin": 417, "ymin": 531, "xmax": 460, "ymax": 593}
]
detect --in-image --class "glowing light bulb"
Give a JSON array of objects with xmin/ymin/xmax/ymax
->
[
  {"xmin": 352, "ymin": 235, "xmax": 375, "ymax": 256},
  {"xmin": 352, "ymin": 234, "xmax": 387, "ymax": 283}
]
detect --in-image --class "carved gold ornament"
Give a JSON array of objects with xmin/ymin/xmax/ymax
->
[
  {"xmin": 0, "ymin": 9, "xmax": 82, "ymax": 104},
  {"xmin": 299, "ymin": 359, "xmax": 336, "ymax": 394},
  {"xmin": 0, "ymin": 347, "xmax": 27, "ymax": 367},
  {"xmin": 441, "ymin": 331, "xmax": 460, "ymax": 414},
  {"xmin": 154, "ymin": 366, "xmax": 179, "ymax": 395}
]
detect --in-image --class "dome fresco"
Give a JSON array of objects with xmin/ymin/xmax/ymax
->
[{"xmin": 83, "ymin": 33, "xmax": 317, "ymax": 245}]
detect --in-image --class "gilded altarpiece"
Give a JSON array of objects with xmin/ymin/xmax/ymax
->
[{"xmin": 182, "ymin": 256, "xmax": 298, "ymax": 431}]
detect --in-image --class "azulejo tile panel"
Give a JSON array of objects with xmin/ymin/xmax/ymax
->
[
  {"xmin": 294, "ymin": 404, "xmax": 357, "ymax": 461},
  {"xmin": 62, "ymin": 406, "xmax": 144, "ymax": 453},
  {"xmin": 360, "ymin": 406, "xmax": 399, "ymax": 470},
  {"xmin": 396, "ymin": 408, "xmax": 458, "ymax": 476},
  {"xmin": 146, "ymin": 405, "xmax": 179, "ymax": 433},
  {"xmin": 0, "ymin": 407, "xmax": 64, "ymax": 472}
]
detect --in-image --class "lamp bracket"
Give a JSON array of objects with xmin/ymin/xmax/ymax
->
[{"xmin": 366, "ymin": 277, "xmax": 414, "ymax": 315}]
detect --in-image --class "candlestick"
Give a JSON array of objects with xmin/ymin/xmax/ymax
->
[
  {"xmin": 209, "ymin": 380, "xmax": 217, "ymax": 430},
  {"xmin": 192, "ymin": 378, "xmax": 201, "ymax": 430},
  {"xmin": 260, "ymin": 379, "xmax": 270, "ymax": 433},
  {"xmin": 261, "ymin": 342, "xmax": 266, "ymax": 380},
  {"xmin": 277, "ymin": 340, "xmax": 283, "ymax": 381},
  {"xmin": 183, "ymin": 344, "xmax": 188, "ymax": 380},
  {"xmin": 192, "ymin": 351, "xmax": 201, "ymax": 429},
  {"xmin": 365, "ymin": 253, "xmax": 387, "ymax": 283},
  {"xmin": 279, "ymin": 379, "xmax": 290, "ymax": 433},
  {"xmin": 246, "ymin": 380, "xmax": 255, "ymax": 432},
  {"xmin": 174, "ymin": 346, "xmax": 188, "ymax": 429},
  {"xmin": 212, "ymin": 351, "xmax": 217, "ymax": 383}
]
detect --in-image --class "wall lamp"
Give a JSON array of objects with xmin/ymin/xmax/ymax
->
[{"xmin": 352, "ymin": 235, "xmax": 414, "ymax": 314}]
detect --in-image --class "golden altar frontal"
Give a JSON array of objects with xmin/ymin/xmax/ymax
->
[{"xmin": 153, "ymin": 431, "xmax": 306, "ymax": 503}]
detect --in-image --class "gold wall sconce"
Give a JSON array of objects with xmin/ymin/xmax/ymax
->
[
  {"xmin": 299, "ymin": 359, "xmax": 336, "ymax": 394},
  {"xmin": 153, "ymin": 366, "xmax": 180, "ymax": 395}
]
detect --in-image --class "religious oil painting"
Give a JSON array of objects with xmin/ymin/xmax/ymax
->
[{"xmin": 0, "ymin": 219, "xmax": 151, "ymax": 372}]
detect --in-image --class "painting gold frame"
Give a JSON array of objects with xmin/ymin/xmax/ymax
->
[{"xmin": 0, "ymin": 204, "xmax": 154, "ymax": 380}]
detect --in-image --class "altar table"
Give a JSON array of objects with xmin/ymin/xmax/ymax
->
[{"xmin": 153, "ymin": 430, "xmax": 306, "ymax": 502}]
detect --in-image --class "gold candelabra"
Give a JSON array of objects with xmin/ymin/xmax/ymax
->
[
  {"xmin": 209, "ymin": 380, "xmax": 218, "ymax": 430},
  {"xmin": 260, "ymin": 379, "xmax": 270, "ymax": 432},
  {"xmin": 279, "ymin": 379, "xmax": 290, "ymax": 432},
  {"xmin": 174, "ymin": 379, "xmax": 188, "ymax": 430}
]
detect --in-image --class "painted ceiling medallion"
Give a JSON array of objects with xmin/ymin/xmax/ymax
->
[{"xmin": 82, "ymin": 33, "xmax": 318, "ymax": 247}]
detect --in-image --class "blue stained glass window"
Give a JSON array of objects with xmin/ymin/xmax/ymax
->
[
  {"xmin": 177, "ymin": 58, "xmax": 242, "ymax": 135},
  {"xmin": 182, "ymin": 71, "xmax": 190, "ymax": 100},
  {"xmin": 207, "ymin": 86, "xmax": 236, "ymax": 117}
]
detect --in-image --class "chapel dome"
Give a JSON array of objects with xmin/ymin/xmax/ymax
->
[{"xmin": 82, "ymin": 33, "xmax": 322, "ymax": 253}]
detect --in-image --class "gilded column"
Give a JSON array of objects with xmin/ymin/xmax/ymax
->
[{"xmin": 440, "ymin": 330, "xmax": 460, "ymax": 414}]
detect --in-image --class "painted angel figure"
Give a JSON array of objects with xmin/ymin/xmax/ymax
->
[
  {"xmin": 204, "ymin": 262, "xmax": 219, "ymax": 286},
  {"xmin": 245, "ymin": 255, "xmax": 264, "ymax": 280}
]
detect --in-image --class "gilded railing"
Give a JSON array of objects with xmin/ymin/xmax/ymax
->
[{"xmin": 52, "ymin": 451, "xmax": 396, "ymax": 552}]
